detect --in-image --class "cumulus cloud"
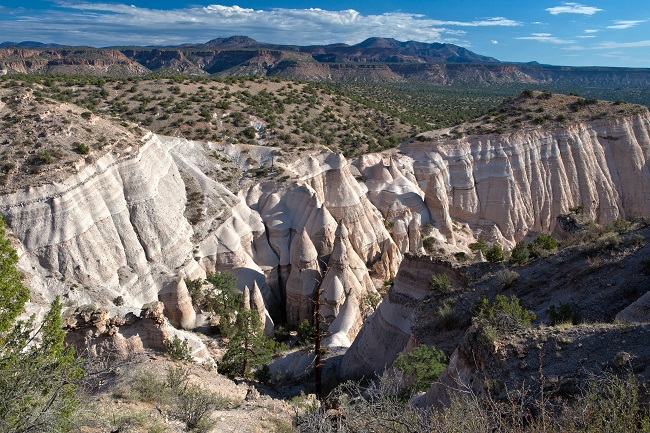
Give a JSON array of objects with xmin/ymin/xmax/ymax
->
[
  {"xmin": 490, "ymin": 40, "xmax": 498, "ymax": 44},
  {"xmin": 0, "ymin": 2, "xmax": 520, "ymax": 47},
  {"xmin": 516, "ymin": 33, "xmax": 575, "ymax": 44},
  {"xmin": 546, "ymin": 3, "xmax": 603, "ymax": 15},
  {"xmin": 607, "ymin": 20, "xmax": 646, "ymax": 29}
]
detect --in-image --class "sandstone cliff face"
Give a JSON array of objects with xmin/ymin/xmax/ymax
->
[
  {"xmin": 399, "ymin": 112, "xmax": 650, "ymax": 245},
  {"xmin": 0, "ymin": 48, "xmax": 149, "ymax": 76},
  {"xmin": 4, "ymin": 96, "xmax": 650, "ymax": 358},
  {"xmin": 1, "ymin": 133, "xmax": 197, "ymax": 312}
]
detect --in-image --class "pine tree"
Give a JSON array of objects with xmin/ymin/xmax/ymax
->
[
  {"xmin": 218, "ymin": 308, "xmax": 278, "ymax": 379},
  {"xmin": 0, "ymin": 217, "xmax": 83, "ymax": 432},
  {"xmin": 204, "ymin": 271, "xmax": 240, "ymax": 337}
]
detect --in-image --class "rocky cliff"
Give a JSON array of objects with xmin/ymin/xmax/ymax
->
[
  {"xmin": 398, "ymin": 110, "xmax": 650, "ymax": 247},
  {"xmin": 3, "ymin": 88, "xmax": 650, "ymax": 360}
]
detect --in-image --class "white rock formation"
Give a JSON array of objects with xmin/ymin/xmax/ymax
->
[
  {"xmin": 1, "ymin": 133, "xmax": 196, "ymax": 310},
  {"xmin": 285, "ymin": 228, "xmax": 321, "ymax": 325},
  {"xmin": 400, "ymin": 113, "xmax": 650, "ymax": 245}
]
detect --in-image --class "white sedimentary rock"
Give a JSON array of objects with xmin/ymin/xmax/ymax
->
[
  {"xmin": 400, "ymin": 113, "xmax": 650, "ymax": 245},
  {"xmin": 2, "ymin": 133, "xmax": 195, "ymax": 310}
]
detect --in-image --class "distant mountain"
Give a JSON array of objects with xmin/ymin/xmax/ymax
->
[
  {"xmin": 1, "ymin": 36, "xmax": 650, "ymax": 91},
  {"xmin": 0, "ymin": 41, "xmax": 63, "ymax": 48}
]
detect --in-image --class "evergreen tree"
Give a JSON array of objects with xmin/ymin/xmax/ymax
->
[
  {"xmin": 509, "ymin": 241, "xmax": 529, "ymax": 265},
  {"xmin": 204, "ymin": 271, "xmax": 240, "ymax": 337},
  {"xmin": 0, "ymin": 216, "xmax": 83, "ymax": 432},
  {"xmin": 218, "ymin": 308, "xmax": 279, "ymax": 379}
]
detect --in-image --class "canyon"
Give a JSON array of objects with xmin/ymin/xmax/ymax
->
[{"xmin": 2, "ymin": 84, "xmax": 650, "ymax": 383}]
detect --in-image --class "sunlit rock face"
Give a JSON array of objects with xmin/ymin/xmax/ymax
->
[
  {"xmin": 5, "ymin": 106, "xmax": 650, "ymax": 353},
  {"xmin": 399, "ymin": 113, "xmax": 650, "ymax": 246}
]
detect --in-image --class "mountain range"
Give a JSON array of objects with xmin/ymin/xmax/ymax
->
[{"xmin": 2, "ymin": 36, "xmax": 650, "ymax": 89}]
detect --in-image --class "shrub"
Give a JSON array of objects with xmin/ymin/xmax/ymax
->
[
  {"xmin": 73, "ymin": 141, "xmax": 90, "ymax": 154},
  {"xmin": 172, "ymin": 385, "xmax": 227, "ymax": 432},
  {"xmin": 422, "ymin": 237, "xmax": 437, "ymax": 254},
  {"xmin": 131, "ymin": 370, "xmax": 167, "ymax": 403},
  {"xmin": 164, "ymin": 335, "xmax": 193, "ymax": 362},
  {"xmin": 605, "ymin": 218, "xmax": 631, "ymax": 234},
  {"xmin": 438, "ymin": 298, "xmax": 458, "ymax": 329},
  {"xmin": 185, "ymin": 278, "xmax": 204, "ymax": 307},
  {"xmin": 420, "ymin": 222, "xmax": 434, "ymax": 237},
  {"xmin": 469, "ymin": 237, "xmax": 488, "ymax": 254},
  {"xmin": 165, "ymin": 365, "xmax": 191, "ymax": 394},
  {"xmin": 296, "ymin": 319, "xmax": 315, "ymax": 347},
  {"xmin": 476, "ymin": 294, "xmax": 536, "ymax": 331},
  {"xmin": 497, "ymin": 269, "xmax": 519, "ymax": 288},
  {"xmin": 429, "ymin": 273, "xmax": 450, "ymax": 293},
  {"xmin": 363, "ymin": 291, "xmax": 382, "ymax": 311},
  {"xmin": 533, "ymin": 234, "xmax": 558, "ymax": 250},
  {"xmin": 509, "ymin": 241, "xmax": 529, "ymax": 265},
  {"xmin": 393, "ymin": 344, "xmax": 447, "ymax": 393},
  {"xmin": 547, "ymin": 302, "xmax": 578, "ymax": 325},
  {"xmin": 112, "ymin": 295, "xmax": 124, "ymax": 306},
  {"xmin": 485, "ymin": 243, "xmax": 504, "ymax": 263}
]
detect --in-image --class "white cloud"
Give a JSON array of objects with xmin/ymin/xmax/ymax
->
[
  {"xmin": 585, "ymin": 29, "xmax": 599, "ymax": 33},
  {"xmin": 490, "ymin": 40, "xmax": 498, "ymax": 44},
  {"xmin": 546, "ymin": 3, "xmax": 603, "ymax": 15},
  {"xmin": 0, "ymin": 3, "xmax": 520, "ymax": 46},
  {"xmin": 427, "ymin": 17, "xmax": 521, "ymax": 27},
  {"xmin": 596, "ymin": 40, "xmax": 650, "ymax": 48},
  {"xmin": 576, "ymin": 35, "xmax": 596, "ymax": 38},
  {"xmin": 607, "ymin": 20, "xmax": 645, "ymax": 29},
  {"xmin": 516, "ymin": 33, "xmax": 575, "ymax": 44}
]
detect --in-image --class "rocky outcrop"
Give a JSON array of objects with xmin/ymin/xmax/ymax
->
[
  {"xmin": 340, "ymin": 256, "xmax": 463, "ymax": 378},
  {"xmin": 1, "ymin": 133, "xmax": 197, "ymax": 310},
  {"xmin": 285, "ymin": 228, "xmax": 321, "ymax": 325},
  {"xmin": 400, "ymin": 112, "xmax": 650, "ymax": 245},
  {"xmin": 0, "ymin": 48, "xmax": 149, "ymax": 76},
  {"xmin": 63, "ymin": 301, "xmax": 212, "ymax": 364}
]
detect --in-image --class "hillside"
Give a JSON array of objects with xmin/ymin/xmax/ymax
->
[{"xmin": 2, "ymin": 75, "xmax": 650, "ymax": 430}]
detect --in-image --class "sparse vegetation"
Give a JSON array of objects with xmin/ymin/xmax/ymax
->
[
  {"xmin": 476, "ymin": 294, "xmax": 536, "ymax": 330},
  {"xmin": 547, "ymin": 302, "xmax": 579, "ymax": 326},
  {"xmin": 428, "ymin": 273, "xmax": 450, "ymax": 293},
  {"xmin": 393, "ymin": 344, "xmax": 447, "ymax": 394},
  {"xmin": 163, "ymin": 335, "xmax": 193, "ymax": 362}
]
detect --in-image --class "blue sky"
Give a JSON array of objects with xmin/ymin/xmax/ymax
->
[{"xmin": 0, "ymin": 1, "xmax": 649, "ymax": 67}]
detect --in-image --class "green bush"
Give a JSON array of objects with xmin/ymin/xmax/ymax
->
[
  {"xmin": 485, "ymin": 243, "xmax": 504, "ymax": 263},
  {"xmin": 422, "ymin": 237, "xmax": 437, "ymax": 254},
  {"xmin": 0, "ymin": 214, "xmax": 83, "ymax": 432},
  {"xmin": 296, "ymin": 319, "xmax": 315, "ymax": 347},
  {"xmin": 164, "ymin": 335, "xmax": 193, "ymax": 362},
  {"xmin": 185, "ymin": 278, "xmax": 204, "ymax": 307},
  {"xmin": 437, "ymin": 298, "xmax": 458, "ymax": 329},
  {"xmin": 73, "ymin": 141, "xmax": 90, "ymax": 154},
  {"xmin": 533, "ymin": 233, "xmax": 558, "ymax": 250},
  {"xmin": 547, "ymin": 302, "xmax": 578, "ymax": 325},
  {"xmin": 393, "ymin": 344, "xmax": 447, "ymax": 393},
  {"xmin": 605, "ymin": 218, "xmax": 632, "ymax": 234},
  {"xmin": 429, "ymin": 273, "xmax": 450, "ymax": 293},
  {"xmin": 476, "ymin": 294, "xmax": 536, "ymax": 330},
  {"xmin": 469, "ymin": 237, "xmax": 488, "ymax": 254},
  {"xmin": 509, "ymin": 241, "xmax": 529, "ymax": 265}
]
